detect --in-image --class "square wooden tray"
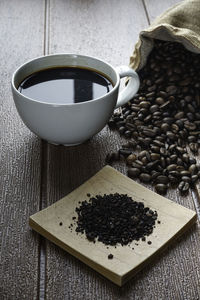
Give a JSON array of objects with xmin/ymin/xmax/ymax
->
[{"xmin": 29, "ymin": 166, "xmax": 197, "ymax": 286}]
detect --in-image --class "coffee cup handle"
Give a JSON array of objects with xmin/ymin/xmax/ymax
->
[{"xmin": 115, "ymin": 66, "xmax": 140, "ymax": 108}]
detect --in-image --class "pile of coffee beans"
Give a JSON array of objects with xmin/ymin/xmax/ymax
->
[
  {"xmin": 74, "ymin": 193, "xmax": 158, "ymax": 246},
  {"xmin": 107, "ymin": 40, "xmax": 200, "ymax": 195}
]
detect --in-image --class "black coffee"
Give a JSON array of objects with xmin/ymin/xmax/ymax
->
[{"xmin": 18, "ymin": 67, "xmax": 113, "ymax": 104}]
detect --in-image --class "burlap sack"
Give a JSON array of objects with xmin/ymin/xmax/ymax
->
[{"xmin": 130, "ymin": 0, "xmax": 200, "ymax": 71}]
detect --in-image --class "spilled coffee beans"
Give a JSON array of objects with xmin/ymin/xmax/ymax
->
[
  {"xmin": 107, "ymin": 40, "xmax": 200, "ymax": 195},
  {"xmin": 74, "ymin": 193, "xmax": 158, "ymax": 246}
]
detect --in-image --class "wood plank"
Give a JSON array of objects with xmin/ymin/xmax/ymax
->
[
  {"xmin": 44, "ymin": 0, "xmax": 200, "ymax": 299},
  {"xmin": 45, "ymin": 0, "xmax": 149, "ymax": 298},
  {"xmin": 0, "ymin": 0, "xmax": 44, "ymax": 299}
]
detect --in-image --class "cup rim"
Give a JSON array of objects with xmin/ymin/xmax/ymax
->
[{"xmin": 11, "ymin": 53, "xmax": 120, "ymax": 106}]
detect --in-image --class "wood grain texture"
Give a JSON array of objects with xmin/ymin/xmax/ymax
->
[
  {"xmin": 43, "ymin": 0, "xmax": 200, "ymax": 299},
  {"xmin": 0, "ymin": 0, "xmax": 44, "ymax": 299}
]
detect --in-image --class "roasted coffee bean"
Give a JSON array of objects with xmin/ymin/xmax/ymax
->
[
  {"xmin": 178, "ymin": 181, "xmax": 190, "ymax": 194},
  {"xmin": 150, "ymin": 153, "xmax": 160, "ymax": 161},
  {"xmin": 150, "ymin": 105, "xmax": 159, "ymax": 113},
  {"xmin": 176, "ymin": 146, "xmax": 185, "ymax": 154},
  {"xmin": 174, "ymin": 112, "xmax": 184, "ymax": 119},
  {"xmin": 155, "ymin": 184, "xmax": 168, "ymax": 195},
  {"xmin": 153, "ymin": 140, "xmax": 165, "ymax": 147},
  {"xmin": 139, "ymin": 173, "xmax": 151, "ymax": 183},
  {"xmin": 188, "ymin": 164, "xmax": 198, "ymax": 175},
  {"xmin": 169, "ymin": 170, "xmax": 180, "ymax": 178},
  {"xmin": 128, "ymin": 168, "xmax": 141, "ymax": 178},
  {"xmin": 138, "ymin": 150, "xmax": 148, "ymax": 159},
  {"xmin": 150, "ymin": 145, "xmax": 160, "ymax": 153},
  {"xmin": 118, "ymin": 126, "xmax": 126, "ymax": 134},
  {"xmin": 166, "ymin": 85, "xmax": 178, "ymax": 95},
  {"xmin": 132, "ymin": 162, "xmax": 143, "ymax": 169},
  {"xmin": 146, "ymin": 161, "xmax": 159, "ymax": 171},
  {"xmin": 163, "ymin": 117, "xmax": 174, "ymax": 124},
  {"xmin": 170, "ymin": 154, "xmax": 178, "ymax": 163},
  {"xmin": 182, "ymin": 153, "xmax": 189, "ymax": 163},
  {"xmin": 166, "ymin": 131, "xmax": 177, "ymax": 140},
  {"xmin": 143, "ymin": 129, "xmax": 156, "ymax": 137},
  {"xmin": 189, "ymin": 143, "xmax": 198, "ymax": 153},
  {"xmin": 139, "ymin": 101, "xmax": 151, "ymax": 108},
  {"xmin": 155, "ymin": 175, "xmax": 169, "ymax": 184},
  {"xmin": 155, "ymin": 97, "xmax": 165, "ymax": 105},
  {"xmin": 160, "ymin": 147, "xmax": 168, "ymax": 156},
  {"xmin": 135, "ymin": 159, "xmax": 144, "ymax": 166},
  {"xmin": 105, "ymin": 153, "xmax": 114, "ymax": 164},
  {"xmin": 180, "ymin": 170, "xmax": 190, "ymax": 177},
  {"xmin": 167, "ymin": 164, "xmax": 177, "ymax": 172},
  {"xmin": 189, "ymin": 157, "xmax": 197, "ymax": 164},
  {"xmin": 191, "ymin": 174, "xmax": 198, "ymax": 183},
  {"xmin": 108, "ymin": 40, "xmax": 200, "ymax": 195},
  {"xmin": 126, "ymin": 154, "xmax": 137, "ymax": 165},
  {"xmin": 168, "ymin": 175, "xmax": 179, "ymax": 185},
  {"xmin": 151, "ymin": 171, "xmax": 161, "ymax": 180},
  {"xmin": 181, "ymin": 176, "xmax": 191, "ymax": 183},
  {"xmin": 171, "ymin": 123, "xmax": 179, "ymax": 132},
  {"xmin": 141, "ymin": 156, "xmax": 148, "ymax": 165},
  {"xmin": 119, "ymin": 149, "xmax": 132, "ymax": 156}
]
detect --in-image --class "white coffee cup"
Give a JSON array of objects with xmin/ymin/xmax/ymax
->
[{"xmin": 12, "ymin": 54, "xmax": 139, "ymax": 145}]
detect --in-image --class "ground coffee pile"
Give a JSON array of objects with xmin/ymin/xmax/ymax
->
[
  {"xmin": 107, "ymin": 40, "xmax": 200, "ymax": 195},
  {"xmin": 74, "ymin": 193, "xmax": 157, "ymax": 246}
]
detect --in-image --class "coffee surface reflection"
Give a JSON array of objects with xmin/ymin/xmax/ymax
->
[{"xmin": 18, "ymin": 67, "xmax": 113, "ymax": 104}]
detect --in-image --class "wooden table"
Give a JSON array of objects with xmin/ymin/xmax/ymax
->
[{"xmin": 1, "ymin": 0, "xmax": 200, "ymax": 299}]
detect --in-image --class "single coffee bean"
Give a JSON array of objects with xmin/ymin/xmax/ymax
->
[
  {"xmin": 143, "ymin": 129, "xmax": 156, "ymax": 138},
  {"xmin": 174, "ymin": 112, "xmax": 184, "ymax": 119},
  {"xmin": 119, "ymin": 149, "xmax": 133, "ymax": 156},
  {"xmin": 170, "ymin": 154, "xmax": 178, "ymax": 163},
  {"xmin": 128, "ymin": 168, "xmax": 141, "ymax": 178},
  {"xmin": 155, "ymin": 184, "xmax": 168, "ymax": 195},
  {"xmin": 155, "ymin": 97, "xmax": 165, "ymax": 105},
  {"xmin": 188, "ymin": 164, "xmax": 197, "ymax": 175},
  {"xmin": 191, "ymin": 174, "xmax": 198, "ymax": 183},
  {"xmin": 150, "ymin": 105, "xmax": 159, "ymax": 113},
  {"xmin": 167, "ymin": 164, "xmax": 177, "ymax": 172},
  {"xmin": 139, "ymin": 101, "xmax": 151, "ymax": 108},
  {"xmin": 178, "ymin": 181, "xmax": 190, "ymax": 194},
  {"xmin": 166, "ymin": 85, "xmax": 178, "ymax": 95},
  {"xmin": 126, "ymin": 154, "xmax": 137, "ymax": 165},
  {"xmin": 150, "ymin": 153, "xmax": 160, "ymax": 161},
  {"xmin": 118, "ymin": 126, "xmax": 126, "ymax": 134},
  {"xmin": 181, "ymin": 176, "xmax": 191, "ymax": 183},
  {"xmin": 169, "ymin": 170, "xmax": 180, "ymax": 178},
  {"xmin": 139, "ymin": 173, "xmax": 151, "ymax": 183},
  {"xmin": 189, "ymin": 143, "xmax": 198, "ymax": 153},
  {"xmin": 138, "ymin": 150, "xmax": 148, "ymax": 160},
  {"xmin": 171, "ymin": 123, "xmax": 179, "ymax": 132},
  {"xmin": 182, "ymin": 153, "xmax": 189, "ymax": 163},
  {"xmin": 155, "ymin": 175, "xmax": 169, "ymax": 184},
  {"xmin": 180, "ymin": 170, "xmax": 190, "ymax": 176},
  {"xmin": 151, "ymin": 171, "xmax": 161, "ymax": 180},
  {"xmin": 161, "ymin": 123, "xmax": 170, "ymax": 132}
]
